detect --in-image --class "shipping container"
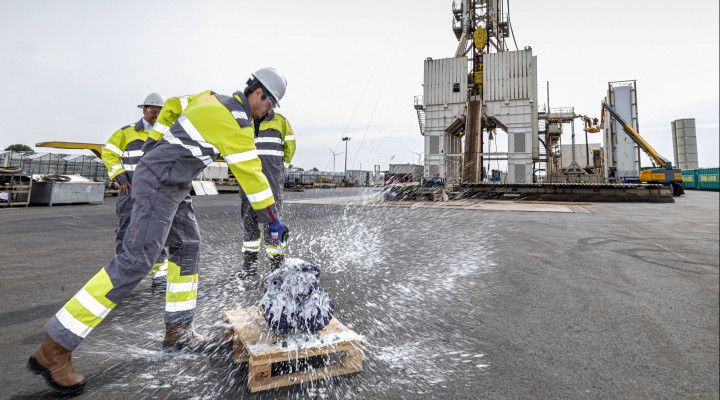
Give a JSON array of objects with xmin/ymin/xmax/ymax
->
[
  {"xmin": 384, "ymin": 173, "xmax": 411, "ymax": 185},
  {"xmin": 345, "ymin": 170, "xmax": 371, "ymax": 187},
  {"xmin": 389, "ymin": 164, "xmax": 424, "ymax": 181},
  {"xmin": 698, "ymin": 168, "xmax": 720, "ymax": 191},
  {"xmin": 681, "ymin": 169, "xmax": 698, "ymax": 190}
]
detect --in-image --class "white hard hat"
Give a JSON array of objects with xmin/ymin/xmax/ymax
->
[
  {"xmin": 137, "ymin": 92, "xmax": 165, "ymax": 108},
  {"xmin": 250, "ymin": 68, "xmax": 287, "ymax": 106}
]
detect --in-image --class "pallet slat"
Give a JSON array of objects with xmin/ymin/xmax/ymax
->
[{"xmin": 222, "ymin": 307, "xmax": 364, "ymax": 393}]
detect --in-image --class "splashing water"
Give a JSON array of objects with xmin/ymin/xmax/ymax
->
[
  {"xmin": 259, "ymin": 258, "xmax": 335, "ymax": 335},
  {"xmin": 74, "ymin": 189, "xmax": 497, "ymax": 399}
]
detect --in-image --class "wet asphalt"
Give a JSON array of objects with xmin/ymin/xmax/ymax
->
[{"xmin": 0, "ymin": 187, "xmax": 718, "ymax": 399}]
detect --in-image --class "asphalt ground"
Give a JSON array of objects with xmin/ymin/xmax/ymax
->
[{"xmin": 0, "ymin": 188, "xmax": 718, "ymax": 399}]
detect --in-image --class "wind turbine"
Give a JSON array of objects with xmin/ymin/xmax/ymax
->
[{"xmin": 329, "ymin": 148, "xmax": 344, "ymax": 172}]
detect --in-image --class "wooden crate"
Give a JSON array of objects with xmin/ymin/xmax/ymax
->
[{"xmin": 222, "ymin": 307, "xmax": 364, "ymax": 393}]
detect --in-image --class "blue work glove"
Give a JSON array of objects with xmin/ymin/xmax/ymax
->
[{"xmin": 269, "ymin": 220, "xmax": 289, "ymax": 243}]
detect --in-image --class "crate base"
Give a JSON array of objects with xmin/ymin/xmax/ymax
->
[{"xmin": 222, "ymin": 307, "xmax": 364, "ymax": 393}]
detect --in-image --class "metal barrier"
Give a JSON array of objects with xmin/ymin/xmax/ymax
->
[{"xmin": 1, "ymin": 151, "xmax": 108, "ymax": 184}]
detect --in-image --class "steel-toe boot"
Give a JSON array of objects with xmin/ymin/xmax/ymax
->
[
  {"xmin": 27, "ymin": 334, "xmax": 87, "ymax": 394},
  {"xmin": 163, "ymin": 322, "xmax": 211, "ymax": 351}
]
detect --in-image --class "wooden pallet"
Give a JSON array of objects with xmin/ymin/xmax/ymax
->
[{"xmin": 222, "ymin": 307, "xmax": 364, "ymax": 393}]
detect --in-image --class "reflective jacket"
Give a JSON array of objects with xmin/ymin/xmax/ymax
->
[
  {"xmin": 101, "ymin": 119, "xmax": 150, "ymax": 185},
  {"xmin": 145, "ymin": 91, "xmax": 279, "ymax": 223},
  {"xmin": 251, "ymin": 111, "xmax": 296, "ymax": 196}
]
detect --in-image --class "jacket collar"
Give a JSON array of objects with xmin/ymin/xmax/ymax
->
[
  {"xmin": 233, "ymin": 91, "xmax": 252, "ymax": 121},
  {"xmin": 135, "ymin": 118, "xmax": 146, "ymax": 131},
  {"xmin": 258, "ymin": 110, "xmax": 275, "ymax": 123}
]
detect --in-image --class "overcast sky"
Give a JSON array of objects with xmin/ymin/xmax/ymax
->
[{"xmin": 1, "ymin": 0, "xmax": 718, "ymax": 171}]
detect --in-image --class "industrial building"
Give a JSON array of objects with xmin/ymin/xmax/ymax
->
[{"xmin": 413, "ymin": 1, "xmax": 695, "ymax": 194}]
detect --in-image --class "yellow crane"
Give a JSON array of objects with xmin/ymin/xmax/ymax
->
[
  {"xmin": 35, "ymin": 142, "xmax": 104, "ymax": 158},
  {"xmin": 583, "ymin": 103, "xmax": 684, "ymax": 196}
]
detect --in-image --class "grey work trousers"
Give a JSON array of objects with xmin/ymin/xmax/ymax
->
[
  {"xmin": 116, "ymin": 186, "xmax": 169, "ymax": 267},
  {"xmin": 45, "ymin": 159, "xmax": 202, "ymax": 351}
]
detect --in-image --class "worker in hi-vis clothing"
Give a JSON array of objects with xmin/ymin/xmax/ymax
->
[
  {"xmin": 241, "ymin": 111, "xmax": 296, "ymax": 275},
  {"xmin": 101, "ymin": 93, "xmax": 169, "ymax": 286},
  {"xmin": 28, "ymin": 68, "xmax": 289, "ymax": 394}
]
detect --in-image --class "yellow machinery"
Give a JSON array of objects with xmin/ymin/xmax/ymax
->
[
  {"xmin": 585, "ymin": 103, "xmax": 684, "ymax": 196},
  {"xmin": 473, "ymin": 28, "xmax": 487, "ymax": 86},
  {"xmin": 36, "ymin": 142, "xmax": 104, "ymax": 158},
  {"xmin": 36, "ymin": 141, "xmax": 226, "ymax": 162}
]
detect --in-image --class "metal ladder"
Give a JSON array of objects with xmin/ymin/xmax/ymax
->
[{"xmin": 414, "ymin": 96, "xmax": 426, "ymax": 135}]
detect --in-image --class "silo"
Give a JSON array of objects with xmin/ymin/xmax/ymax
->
[{"xmin": 672, "ymin": 119, "xmax": 698, "ymax": 170}]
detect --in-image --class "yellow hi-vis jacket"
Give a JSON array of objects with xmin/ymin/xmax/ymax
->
[
  {"xmin": 101, "ymin": 119, "xmax": 150, "ymax": 185},
  {"xmin": 146, "ymin": 90, "xmax": 278, "ymax": 220},
  {"xmin": 253, "ymin": 111, "xmax": 296, "ymax": 171}
]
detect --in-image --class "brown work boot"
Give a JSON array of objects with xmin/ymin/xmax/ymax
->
[
  {"xmin": 163, "ymin": 322, "xmax": 211, "ymax": 352},
  {"xmin": 270, "ymin": 255, "xmax": 285, "ymax": 271},
  {"xmin": 27, "ymin": 334, "xmax": 87, "ymax": 394}
]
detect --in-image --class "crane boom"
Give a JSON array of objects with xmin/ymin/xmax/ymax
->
[{"xmin": 601, "ymin": 102, "xmax": 671, "ymax": 168}]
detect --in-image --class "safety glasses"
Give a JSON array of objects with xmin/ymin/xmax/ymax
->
[{"xmin": 262, "ymin": 90, "xmax": 276, "ymax": 109}]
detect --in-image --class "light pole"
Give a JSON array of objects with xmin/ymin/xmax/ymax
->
[
  {"xmin": 410, "ymin": 151, "xmax": 422, "ymax": 165},
  {"xmin": 329, "ymin": 148, "xmax": 343, "ymax": 172},
  {"xmin": 342, "ymin": 137, "xmax": 351, "ymax": 180}
]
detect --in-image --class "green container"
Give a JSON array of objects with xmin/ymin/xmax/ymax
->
[
  {"xmin": 681, "ymin": 169, "xmax": 698, "ymax": 190},
  {"xmin": 698, "ymin": 168, "xmax": 720, "ymax": 191}
]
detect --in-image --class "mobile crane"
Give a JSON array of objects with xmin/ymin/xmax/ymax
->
[{"xmin": 584, "ymin": 103, "xmax": 684, "ymax": 196}]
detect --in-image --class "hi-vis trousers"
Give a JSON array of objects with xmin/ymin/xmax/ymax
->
[
  {"xmin": 46, "ymin": 159, "xmax": 202, "ymax": 351},
  {"xmin": 240, "ymin": 191, "xmax": 284, "ymax": 257}
]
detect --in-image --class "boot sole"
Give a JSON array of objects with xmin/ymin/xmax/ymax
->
[{"xmin": 27, "ymin": 356, "xmax": 87, "ymax": 394}]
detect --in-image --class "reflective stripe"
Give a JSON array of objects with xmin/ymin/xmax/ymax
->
[
  {"xmin": 55, "ymin": 307, "xmax": 93, "ymax": 338},
  {"xmin": 257, "ymin": 149, "xmax": 284, "ymax": 157},
  {"xmin": 153, "ymin": 270, "xmax": 168, "ymax": 278},
  {"xmin": 74, "ymin": 288, "xmax": 112, "ymax": 319},
  {"xmin": 167, "ymin": 281, "xmax": 198, "ymax": 293},
  {"xmin": 242, "ymin": 237, "xmax": 262, "ymax": 252},
  {"xmin": 104, "ymin": 143, "xmax": 123, "ymax": 156},
  {"xmin": 178, "ymin": 115, "xmax": 219, "ymax": 151},
  {"xmin": 224, "ymin": 149, "xmax": 258, "ymax": 164},
  {"xmin": 246, "ymin": 187, "xmax": 273, "ymax": 204},
  {"xmin": 266, "ymin": 247, "xmax": 286, "ymax": 256},
  {"xmin": 164, "ymin": 132, "xmax": 214, "ymax": 165},
  {"xmin": 123, "ymin": 164, "xmax": 136, "ymax": 171},
  {"xmin": 284, "ymin": 135, "xmax": 295, "ymax": 141},
  {"xmin": 165, "ymin": 299, "xmax": 196, "ymax": 312},
  {"xmin": 154, "ymin": 121, "xmax": 170, "ymax": 135},
  {"xmin": 256, "ymin": 137, "xmax": 283, "ymax": 144},
  {"xmin": 123, "ymin": 150, "xmax": 144, "ymax": 157},
  {"xmin": 109, "ymin": 164, "xmax": 123, "ymax": 176},
  {"xmin": 179, "ymin": 96, "xmax": 189, "ymax": 111},
  {"xmin": 231, "ymin": 111, "xmax": 249, "ymax": 122},
  {"xmin": 149, "ymin": 260, "xmax": 168, "ymax": 274},
  {"xmin": 284, "ymin": 162, "xmax": 290, "ymax": 169}
]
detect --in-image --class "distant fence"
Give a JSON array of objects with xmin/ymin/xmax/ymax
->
[
  {"xmin": 1, "ymin": 151, "xmax": 108, "ymax": 183},
  {"xmin": 284, "ymin": 170, "xmax": 384, "ymax": 187}
]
